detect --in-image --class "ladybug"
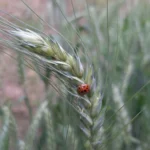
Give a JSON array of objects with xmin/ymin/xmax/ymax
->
[{"xmin": 77, "ymin": 84, "xmax": 90, "ymax": 95}]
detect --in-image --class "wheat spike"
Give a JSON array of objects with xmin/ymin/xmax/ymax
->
[
  {"xmin": 0, "ymin": 106, "xmax": 18, "ymax": 150},
  {"xmin": 1, "ymin": 22, "xmax": 104, "ymax": 149}
]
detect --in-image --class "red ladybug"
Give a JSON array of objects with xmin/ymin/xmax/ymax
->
[{"xmin": 77, "ymin": 84, "xmax": 90, "ymax": 95}]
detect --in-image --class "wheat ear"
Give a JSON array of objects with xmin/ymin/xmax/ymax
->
[
  {"xmin": 0, "ymin": 106, "xmax": 18, "ymax": 150},
  {"xmin": 4, "ymin": 27, "xmax": 104, "ymax": 149}
]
